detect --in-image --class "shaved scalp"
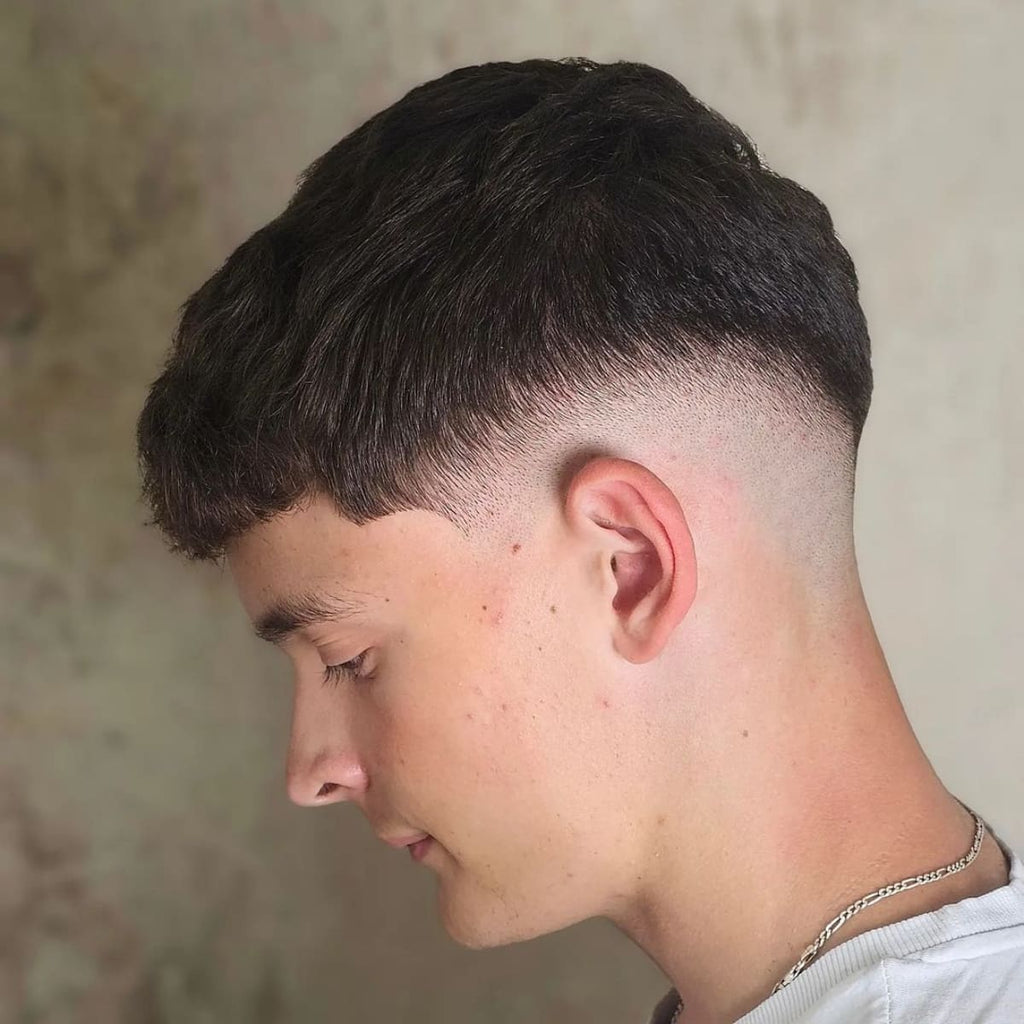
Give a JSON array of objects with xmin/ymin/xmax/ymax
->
[{"xmin": 136, "ymin": 58, "xmax": 871, "ymax": 579}]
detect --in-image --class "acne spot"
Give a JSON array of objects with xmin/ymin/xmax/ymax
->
[
  {"xmin": 600, "ymin": 698, "xmax": 611, "ymax": 709},
  {"xmin": 549, "ymin": 604, "xmax": 557, "ymax": 614},
  {"xmin": 500, "ymin": 703, "xmax": 508, "ymax": 712},
  {"xmin": 742, "ymin": 729, "xmax": 749, "ymax": 738},
  {"xmin": 512, "ymin": 543, "xmax": 521, "ymax": 553},
  {"xmin": 466, "ymin": 713, "xmax": 474, "ymax": 721}
]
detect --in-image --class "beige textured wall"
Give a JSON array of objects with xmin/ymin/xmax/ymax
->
[{"xmin": 2, "ymin": 2, "xmax": 1021, "ymax": 1021}]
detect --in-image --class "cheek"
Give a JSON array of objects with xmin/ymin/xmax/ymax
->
[
  {"xmin": 380, "ymin": 581, "xmax": 588, "ymax": 787},
  {"xmin": 381, "ymin": 670, "xmax": 543, "ymax": 804},
  {"xmin": 482, "ymin": 597, "xmax": 506, "ymax": 630}
]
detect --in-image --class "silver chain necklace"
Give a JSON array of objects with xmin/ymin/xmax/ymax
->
[{"xmin": 668, "ymin": 806, "xmax": 986, "ymax": 1024}]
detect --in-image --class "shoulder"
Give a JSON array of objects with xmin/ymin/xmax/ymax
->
[
  {"xmin": 738, "ymin": 926, "xmax": 1024, "ymax": 1024},
  {"xmin": 882, "ymin": 923, "xmax": 1024, "ymax": 1023}
]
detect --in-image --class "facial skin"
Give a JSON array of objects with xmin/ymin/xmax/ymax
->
[
  {"xmin": 227, "ymin": 456, "xmax": 1010, "ymax": 1024},
  {"xmin": 227, "ymin": 457, "xmax": 695, "ymax": 949}
]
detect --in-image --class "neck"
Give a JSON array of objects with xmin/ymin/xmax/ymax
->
[{"xmin": 605, "ymin": 590, "xmax": 1010, "ymax": 1024}]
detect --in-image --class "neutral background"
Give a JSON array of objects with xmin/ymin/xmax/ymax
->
[{"xmin": 2, "ymin": 2, "xmax": 1021, "ymax": 1021}]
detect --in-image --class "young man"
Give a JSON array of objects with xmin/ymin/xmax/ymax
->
[{"xmin": 136, "ymin": 58, "xmax": 1023, "ymax": 1023}]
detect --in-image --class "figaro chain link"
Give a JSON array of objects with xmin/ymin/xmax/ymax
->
[{"xmin": 771, "ymin": 807, "xmax": 985, "ymax": 993}]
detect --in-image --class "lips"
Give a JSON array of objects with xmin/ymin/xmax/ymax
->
[{"xmin": 380, "ymin": 832, "xmax": 429, "ymax": 849}]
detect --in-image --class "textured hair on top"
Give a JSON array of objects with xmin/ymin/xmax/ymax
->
[{"xmin": 137, "ymin": 57, "xmax": 872, "ymax": 563}]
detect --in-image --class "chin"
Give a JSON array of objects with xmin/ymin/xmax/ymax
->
[{"xmin": 435, "ymin": 877, "xmax": 591, "ymax": 950}]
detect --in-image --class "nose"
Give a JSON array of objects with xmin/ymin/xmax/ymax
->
[
  {"xmin": 284, "ymin": 685, "xmax": 368, "ymax": 807},
  {"xmin": 286, "ymin": 749, "xmax": 368, "ymax": 807}
]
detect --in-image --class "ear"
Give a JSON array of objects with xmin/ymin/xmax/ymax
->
[{"xmin": 565, "ymin": 456, "xmax": 697, "ymax": 665}]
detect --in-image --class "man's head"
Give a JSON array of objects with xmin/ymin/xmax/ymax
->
[{"xmin": 137, "ymin": 58, "xmax": 874, "ymax": 949}]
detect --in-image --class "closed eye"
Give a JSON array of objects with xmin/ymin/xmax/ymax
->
[{"xmin": 322, "ymin": 650, "xmax": 371, "ymax": 687}]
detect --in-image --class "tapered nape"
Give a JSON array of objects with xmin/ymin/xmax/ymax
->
[{"xmin": 136, "ymin": 57, "xmax": 872, "ymax": 562}]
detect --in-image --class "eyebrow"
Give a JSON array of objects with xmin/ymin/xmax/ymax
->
[{"xmin": 253, "ymin": 590, "xmax": 368, "ymax": 646}]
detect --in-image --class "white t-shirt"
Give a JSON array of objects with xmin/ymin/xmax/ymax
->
[{"xmin": 646, "ymin": 815, "xmax": 1024, "ymax": 1023}]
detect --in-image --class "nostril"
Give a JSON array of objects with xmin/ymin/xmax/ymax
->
[{"xmin": 316, "ymin": 783, "xmax": 340, "ymax": 798}]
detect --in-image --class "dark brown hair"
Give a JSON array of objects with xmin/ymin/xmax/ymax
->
[{"xmin": 137, "ymin": 57, "xmax": 871, "ymax": 561}]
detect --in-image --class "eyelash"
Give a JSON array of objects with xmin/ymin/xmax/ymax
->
[{"xmin": 322, "ymin": 650, "xmax": 371, "ymax": 687}]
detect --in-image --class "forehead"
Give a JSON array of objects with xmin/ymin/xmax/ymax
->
[{"xmin": 224, "ymin": 496, "xmax": 473, "ymax": 619}]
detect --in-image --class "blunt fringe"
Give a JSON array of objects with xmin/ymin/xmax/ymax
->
[{"xmin": 137, "ymin": 57, "xmax": 872, "ymax": 561}]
